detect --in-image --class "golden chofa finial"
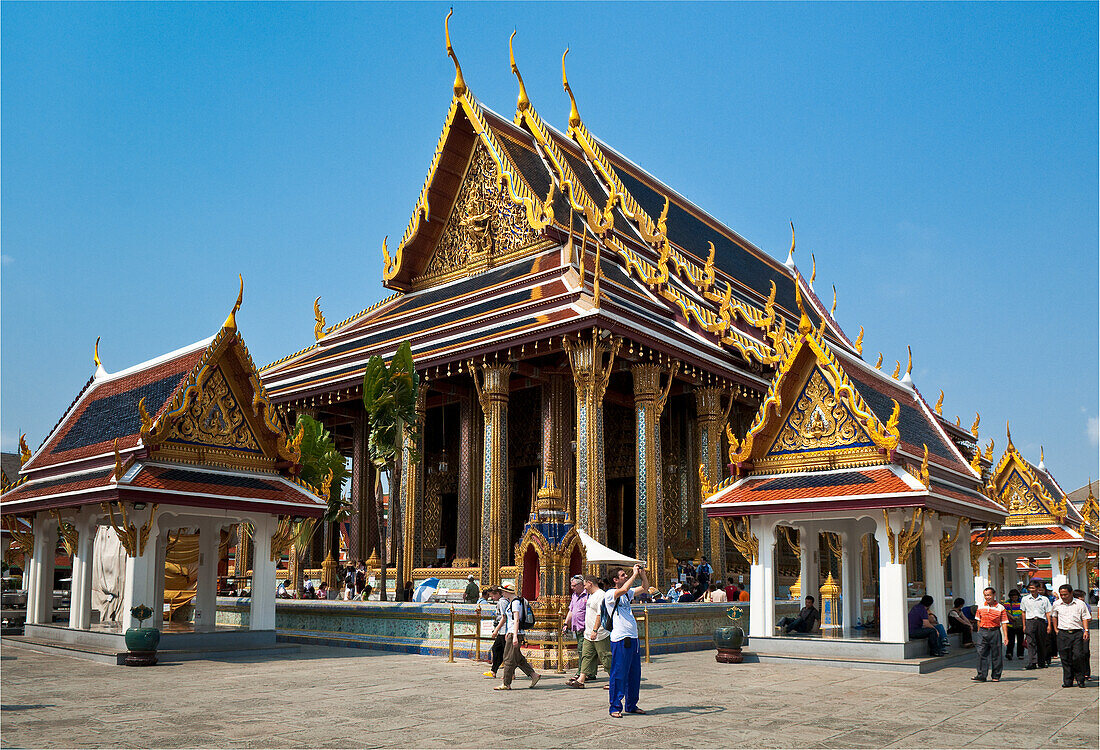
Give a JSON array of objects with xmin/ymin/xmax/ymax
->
[
  {"xmin": 18, "ymin": 434, "xmax": 31, "ymax": 466},
  {"xmin": 830, "ymin": 285, "xmax": 837, "ymax": 317},
  {"xmin": 313, "ymin": 296, "xmax": 326, "ymax": 341},
  {"xmin": 509, "ymin": 31, "xmax": 530, "ymax": 113},
  {"xmin": 223, "ymin": 274, "xmax": 244, "ymax": 331},
  {"xmin": 784, "ymin": 221, "xmax": 796, "ymax": 270},
  {"xmin": 93, "ymin": 336, "xmax": 102, "ymax": 368},
  {"xmin": 934, "ymin": 390, "xmax": 944, "ymax": 415},
  {"xmin": 901, "ymin": 345, "xmax": 913, "ymax": 386},
  {"xmin": 874, "ymin": 352, "xmax": 883, "ymax": 369},
  {"xmin": 984, "ymin": 438, "xmax": 994, "ymax": 461},
  {"xmin": 794, "ymin": 277, "xmax": 812, "ymax": 336},
  {"xmin": 1038, "ymin": 445, "xmax": 1045, "ymax": 469},
  {"xmin": 891, "ymin": 360, "xmax": 901, "ymax": 379},
  {"xmin": 853, "ymin": 325, "xmax": 864, "ymax": 355},
  {"xmin": 809, "ymin": 252, "xmax": 817, "ymax": 290},
  {"xmin": 562, "ymin": 48, "xmax": 581, "ymax": 129},
  {"xmin": 1005, "ymin": 419, "xmax": 1013, "ymax": 447},
  {"xmin": 445, "ymin": 9, "xmax": 467, "ymax": 98},
  {"xmin": 970, "ymin": 411, "xmax": 980, "ymax": 437}
]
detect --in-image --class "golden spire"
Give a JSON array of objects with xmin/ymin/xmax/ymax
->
[
  {"xmin": 18, "ymin": 434, "xmax": 31, "ymax": 466},
  {"xmin": 509, "ymin": 31, "xmax": 530, "ymax": 112},
  {"xmin": 223, "ymin": 275, "xmax": 244, "ymax": 331},
  {"xmin": 830, "ymin": 285, "xmax": 837, "ymax": 316},
  {"xmin": 313, "ymin": 297, "xmax": 326, "ymax": 341},
  {"xmin": 445, "ymin": 9, "xmax": 467, "ymax": 98},
  {"xmin": 93, "ymin": 336, "xmax": 102, "ymax": 368},
  {"xmin": 794, "ymin": 276, "xmax": 812, "ymax": 336},
  {"xmin": 562, "ymin": 48, "xmax": 581, "ymax": 129},
  {"xmin": 970, "ymin": 411, "xmax": 980, "ymax": 437},
  {"xmin": 874, "ymin": 352, "xmax": 883, "ymax": 369},
  {"xmin": 853, "ymin": 325, "xmax": 864, "ymax": 355},
  {"xmin": 934, "ymin": 390, "xmax": 944, "ymax": 415},
  {"xmin": 784, "ymin": 220, "xmax": 796, "ymax": 270},
  {"xmin": 891, "ymin": 360, "xmax": 900, "ymax": 379}
]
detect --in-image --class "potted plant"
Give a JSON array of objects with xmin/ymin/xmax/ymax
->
[
  {"xmin": 714, "ymin": 606, "xmax": 745, "ymax": 663},
  {"xmin": 124, "ymin": 604, "xmax": 160, "ymax": 666}
]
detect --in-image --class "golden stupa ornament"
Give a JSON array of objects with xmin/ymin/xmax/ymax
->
[{"xmin": 444, "ymin": 9, "xmax": 467, "ymax": 98}]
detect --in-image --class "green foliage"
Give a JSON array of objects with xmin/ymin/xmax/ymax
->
[
  {"xmin": 293, "ymin": 414, "xmax": 351, "ymax": 525},
  {"xmin": 362, "ymin": 341, "xmax": 421, "ymax": 466}
]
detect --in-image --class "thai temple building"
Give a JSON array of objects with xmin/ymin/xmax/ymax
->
[
  {"xmin": 0, "ymin": 287, "xmax": 327, "ymax": 656},
  {"xmin": 257, "ymin": 26, "xmax": 864, "ymax": 597},
  {"xmin": 978, "ymin": 431, "xmax": 1098, "ymax": 594}
]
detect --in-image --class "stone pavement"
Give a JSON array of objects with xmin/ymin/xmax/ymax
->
[{"xmin": 1, "ymin": 643, "xmax": 1096, "ymax": 749}]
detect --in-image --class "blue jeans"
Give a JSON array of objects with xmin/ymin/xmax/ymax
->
[
  {"xmin": 910, "ymin": 626, "xmax": 941, "ymax": 655},
  {"xmin": 609, "ymin": 637, "xmax": 641, "ymax": 714}
]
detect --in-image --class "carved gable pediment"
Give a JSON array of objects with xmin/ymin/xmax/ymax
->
[
  {"xmin": 765, "ymin": 367, "xmax": 874, "ymax": 459},
  {"xmin": 414, "ymin": 143, "xmax": 544, "ymax": 288},
  {"xmin": 165, "ymin": 366, "xmax": 262, "ymax": 455}
]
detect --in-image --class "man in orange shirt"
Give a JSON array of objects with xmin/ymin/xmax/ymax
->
[{"xmin": 972, "ymin": 586, "xmax": 1010, "ymax": 683}]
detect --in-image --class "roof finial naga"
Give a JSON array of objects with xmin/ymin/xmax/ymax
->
[
  {"xmin": 381, "ymin": 235, "xmax": 394, "ymax": 278},
  {"xmin": 223, "ymin": 274, "xmax": 244, "ymax": 332},
  {"xmin": 509, "ymin": 31, "xmax": 530, "ymax": 113},
  {"xmin": 562, "ymin": 48, "xmax": 582, "ymax": 129},
  {"xmin": 1005, "ymin": 419, "xmax": 1013, "ymax": 449},
  {"xmin": 901, "ymin": 345, "xmax": 913, "ymax": 386},
  {"xmin": 314, "ymin": 297, "xmax": 326, "ymax": 341},
  {"xmin": 1038, "ymin": 445, "xmax": 1045, "ymax": 470},
  {"xmin": 18, "ymin": 434, "xmax": 31, "ymax": 466},
  {"xmin": 809, "ymin": 252, "xmax": 816, "ymax": 290},
  {"xmin": 794, "ymin": 276, "xmax": 813, "ymax": 336},
  {"xmin": 830, "ymin": 285, "xmax": 837, "ymax": 317},
  {"xmin": 784, "ymin": 221, "xmax": 796, "ymax": 270},
  {"xmin": 970, "ymin": 411, "xmax": 980, "ymax": 438},
  {"xmin": 984, "ymin": 438, "xmax": 994, "ymax": 462},
  {"xmin": 891, "ymin": 360, "xmax": 901, "ymax": 379},
  {"xmin": 853, "ymin": 325, "xmax": 864, "ymax": 355},
  {"xmin": 874, "ymin": 352, "xmax": 883, "ymax": 369},
  {"xmin": 445, "ymin": 9, "xmax": 467, "ymax": 98},
  {"xmin": 93, "ymin": 336, "xmax": 102, "ymax": 368},
  {"xmin": 934, "ymin": 389, "xmax": 944, "ymax": 415}
]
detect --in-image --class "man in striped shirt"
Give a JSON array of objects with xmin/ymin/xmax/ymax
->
[{"xmin": 971, "ymin": 587, "xmax": 1010, "ymax": 683}]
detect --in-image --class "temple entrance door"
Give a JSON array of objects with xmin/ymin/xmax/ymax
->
[
  {"xmin": 605, "ymin": 480, "xmax": 637, "ymax": 560},
  {"xmin": 522, "ymin": 546, "xmax": 540, "ymax": 600},
  {"xmin": 510, "ymin": 468, "xmax": 537, "ymax": 564},
  {"xmin": 439, "ymin": 492, "xmax": 457, "ymax": 564}
]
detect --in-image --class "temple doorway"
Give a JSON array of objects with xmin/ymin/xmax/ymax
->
[
  {"xmin": 510, "ymin": 467, "xmax": 537, "ymax": 564},
  {"xmin": 606, "ymin": 479, "xmax": 637, "ymax": 559}
]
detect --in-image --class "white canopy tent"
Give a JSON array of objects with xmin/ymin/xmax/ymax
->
[{"xmin": 575, "ymin": 528, "xmax": 643, "ymax": 566}]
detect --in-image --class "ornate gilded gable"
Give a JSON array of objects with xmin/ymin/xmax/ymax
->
[
  {"xmin": 165, "ymin": 366, "xmax": 261, "ymax": 454},
  {"xmin": 765, "ymin": 367, "xmax": 873, "ymax": 458},
  {"xmin": 415, "ymin": 143, "xmax": 545, "ymax": 288}
]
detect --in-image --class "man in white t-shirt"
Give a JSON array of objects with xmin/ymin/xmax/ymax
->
[
  {"xmin": 605, "ymin": 563, "xmax": 649, "ymax": 718},
  {"xmin": 494, "ymin": 583, "xmax": 541, "ymax": 690},
  {"xmin": 1052, "ymin": 584, "xmax": 1091, "ymax": 688},
  {"xmin": 568, "ymin": 575, "xmax": 612, "ymax": 688}
]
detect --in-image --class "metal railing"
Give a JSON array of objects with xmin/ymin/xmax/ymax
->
[{"xmin": 446, "ymin": 605, "xmax": 483, "ymax": 663}]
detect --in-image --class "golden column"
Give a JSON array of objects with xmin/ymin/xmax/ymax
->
[
  {"xmin": 632, "ymin": 362, "xmax": 677, "ymax": 588},
  {"xmin": 695, "ymin": 387, "xmax": 727, "ymax": 573},
  {"xmin": 565, "ymin": 331, "xmax": 621, "ymax": 545},
  {"xmin": 472, "ymin": 362, "xmax": 511, "ymax": 588},
  {"xmin": 234, "ymin": 522, "xmax": 251, "ymax": 578},
  {"xmin": 400, "ymin": 384, "xmax": 428, "ymax": 577},
  {"xmin": 351, "ymin": 410, "xmax": 378, "ymax": 561}
]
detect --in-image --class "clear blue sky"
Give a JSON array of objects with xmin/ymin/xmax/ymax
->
[{"xmin": 3, "ymin": 3, "xmax": 1097, "ymax": 490}]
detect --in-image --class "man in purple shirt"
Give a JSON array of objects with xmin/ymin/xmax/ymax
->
[
  {"xmin": 909, "ymin": 595, "xmax": 946, "ymax": 657},
  {"xmin": 562, "ymin": 575, "xmax": 590, "ymax": 682}
]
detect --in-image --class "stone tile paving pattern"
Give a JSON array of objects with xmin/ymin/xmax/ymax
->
[{"xmin": 1, "ymin": 644, "xmax": 1096, "ymax": 748}]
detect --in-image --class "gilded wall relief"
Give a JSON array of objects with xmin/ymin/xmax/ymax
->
[
  {"xmin": 166, "ymin": 367, "xmax": 260, "ymax": 452},
  {"xmin": 418, "ymin": 143, "xmax": 540, "ymax": 284},
  {"xmin": 766, "ymin": 368, "xmax": 872, "ymax": 457}
]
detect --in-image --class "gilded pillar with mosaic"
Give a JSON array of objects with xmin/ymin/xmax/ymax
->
[
  {"xmin": 400, "ymin": 384, "xmax": 428, "ymax": 575},
  {"xmin": 351, "ymin": 411, "xmax": 378, "ymax": 561},
  {"xmin": 696, "ymin": 386, "xmax": 727, "ymax": 570},
  {"xmin": 473, "ymin": 362, "xmax": 511, "ymax": 587},
  {"xmin": 566, "ymin": 332, "xmax": 620, "ymax": 547},
  {"xmin": 453, "ymin": 392, "xmax": 476, "ymax": 567},
  {"xmin": 633, "ymin": 362, "xmax": 676, "ymax": 587}
]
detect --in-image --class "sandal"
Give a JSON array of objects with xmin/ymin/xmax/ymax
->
[
  {"xmin": 568, "ymin": 680, "xmax": 585, "ymax": 688},
  {"xmin": 627, "ymin": 709, "xmax": 647, "ymax": 715},
  {"xmin": 493, "ymin": 685, "xmax": 511, "ymax": 690},
  {"xmin": 610, "ymin": 711, "xmax": 623, "ymax": 718}
]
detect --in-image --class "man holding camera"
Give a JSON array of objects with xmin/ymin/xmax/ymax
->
[{"xmin": 605, "ymin": 563, "xmax": 650, "ymax": 718}]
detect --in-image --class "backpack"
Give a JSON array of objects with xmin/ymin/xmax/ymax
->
[
  {"xmin": 600, "ymin": 594, "xmax": 617, "ymax": 632},
  {"xmin": 515, "ymin": 596, "xmax": 535, "ymax": 628}
]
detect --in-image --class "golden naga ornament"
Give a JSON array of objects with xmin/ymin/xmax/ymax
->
[
  {"xmin": 18, "ymin": 434, "xmax": 31, "ymax": 466},
  {"xmin": 853, "ymin": 326, "xmax": 864, "ymax": 355},
  {"xmin": 313, "ymin": 297, "xmax": 326, "ymax": 341},
  {"xmin": 984, "ymin": 438, "xmax": 994, "ymax": 462},
  {"xmin": 508, "ymin": 31, "xmax": 529, "ymax": 112},
  {"xmin": 444, "ymin": 9, "xmax": 466, "ymax": 97},
  {"xmin": 223, "ymin": 275, "xmax": 244, "ymax": 332},
  {"xmin": 934, "ymin": 390, "xmax": 944, "ymax": 416},
  {"xmin": 874, "ymin": 352, "xmax": 883, "ymax": 369},
  {"xmin": 970, "ymin": 412, "xmax": 980, "ymax": 437},
  {"xmin": 891, "ymin": 360, "xmax": 901, "ymax": 379}
]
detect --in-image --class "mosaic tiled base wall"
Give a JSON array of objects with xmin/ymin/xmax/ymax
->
[{"xmin": 216, "ymin": 599, "xmax": 774, "ymax": 657}]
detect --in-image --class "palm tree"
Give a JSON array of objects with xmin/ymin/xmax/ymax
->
[
  {"xmin": 362, "ymin": 341, "xmax": 420, "ymax": 601},
  {"xmin": 289, "ymin": 414, "xmax": 350, "ymax": 591}
]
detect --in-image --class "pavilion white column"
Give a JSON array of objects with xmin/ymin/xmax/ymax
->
[
  {"xmin": 120, "ymin": 507, "xmax": 160, "ymax": 631},
  {"xmin": 194, "ymin": 522, "xmax": 219, "ymax": 632},
  {"xmin": 26, "ymin": 513, "xmax": 56, "ymax": 625},
  {"xmin": 1050, "ymin": 549, "xmax": 1068, "ymax": 591},
  {"xmin": 922, "ymin": 514, "xmax": 946, "ymax": 623},
  {"xmin": 748, "ymin": 516, "xmax": 776, "ymax": 638},
  {"xmin": 840, "ymin": 527, "xmax": 858, "ymax": 636},
  {"xmin": 875, "ymin": 510, "xmax": 908, "ymax": 644},
  {"xmin": 150, "ymin": 528, "xmax": 168, "ymax": 630},
  {"xmin": 952, "ymin": 534, "xmax": 972, "ymax": 604},
  {"xmin": 973, "ymin": 551, "xmax": 991, "ymax": 604},
  {"xmin": 250, "ymin": 515, "xmax": 277, "ymax": 631},
  {"xmin": 68, "ymin": 512, "xmax": 96, "ymax": 630},
  {"xmin": 798, "ymin": 522, "xmax": 820, "ymax": 605}
]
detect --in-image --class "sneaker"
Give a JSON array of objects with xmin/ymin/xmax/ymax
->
[{"xmin": 483, "ymin": 671, "xmax": 496, "ymax": 678}]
